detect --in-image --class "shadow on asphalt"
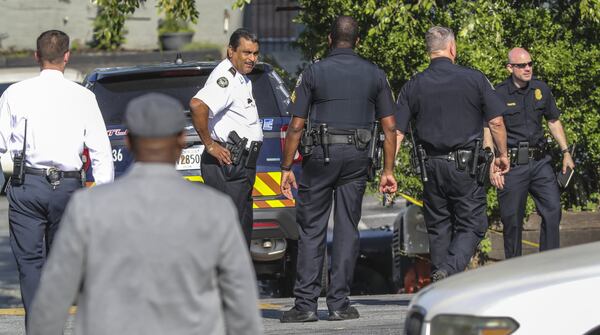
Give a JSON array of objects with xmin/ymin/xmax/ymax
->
[{"xmin": 0, "ymin": 234, "xmax": 21, "ymax": 307}]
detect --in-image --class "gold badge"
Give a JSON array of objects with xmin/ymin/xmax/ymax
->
[
  {"xmin": 507, "ymin": 102, "xmax": 516, "ymax": 106},
  {"xmin": 290, "ymin": 91, "xmax": 296, "ymax": 103},
  {"xmin": 535, "ymin": 88, "xmax": 542, "ymax": 100}
]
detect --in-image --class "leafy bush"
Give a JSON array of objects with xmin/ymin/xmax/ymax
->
[{"xmin": 292, "ymin": 0, "xmax": 600, "ymax": 215}]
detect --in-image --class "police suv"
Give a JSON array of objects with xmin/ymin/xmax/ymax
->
[{"xmin": 83, "ymin": 59, "xmax": 302, "ymax": 295}]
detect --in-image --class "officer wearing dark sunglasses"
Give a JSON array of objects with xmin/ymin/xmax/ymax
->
[{"xmin": 487, "ymin": 47, "xmax": 575, "ymax": 259}]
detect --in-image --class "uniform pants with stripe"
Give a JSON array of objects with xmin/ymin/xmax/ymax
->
[
  {"xmin": 7, "ymin": 174, "xmax": 80, "ymax": 319},
  {"xmin": 498, "ymin": 155, "xmax": 561, "ymax": 258},
  {"xmin": 293, "ymin": 144, "xmax": 368, "ymax": 313},
  {"xmin": 422, "ymin": 158, "xmax": 488, "ymax": 275}
]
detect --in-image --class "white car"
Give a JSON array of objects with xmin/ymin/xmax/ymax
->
[
  {"xmin": 0, "ymin": 67, "xmax": 84, "ymax": 187},
  {"xmin": 405, "ymin": 241, "xmax": 600, "ymax": 335}
]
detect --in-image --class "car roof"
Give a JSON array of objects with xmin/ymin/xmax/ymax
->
[
  {"xmin": 0, "ymin": 67, "xmax": 84, "ymax": 83},
  {"xmin": 85, "ymin": 61, "xmax": 272, "ymax": 83}
]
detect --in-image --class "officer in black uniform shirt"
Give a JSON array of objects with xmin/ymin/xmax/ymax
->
[
  {"xmin": 395, "ymin": 26, "xmax": 509, "ymax": 282},
  {"xmin": 486, "ymin": 47, "xmax": 575, "ymax": 258},
  {"xmin": 279, "ymin": 16, "xmax": 397, "ymax": 323}
]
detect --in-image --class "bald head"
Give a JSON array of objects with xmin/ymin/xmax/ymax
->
[
  {"xmin": 507, "ymin": 47, "xmax": 533, "ymax": 87},
  {"xmin": 507, "ymin": 48, "xmax": 531, "ymax": 64},
  {"xmin": 330, "ymin": 16, "xmax": 359, "ymax": 48}
]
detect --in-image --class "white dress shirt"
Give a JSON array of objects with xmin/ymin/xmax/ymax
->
[
  {"xmin": 0, "ymin": 69, "xmax": 114, "ymax": 184},
  {"xmin": 194, "ymin": 59, "xmax": 263, "ymax": 145}
]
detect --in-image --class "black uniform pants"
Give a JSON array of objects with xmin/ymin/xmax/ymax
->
[
  {"xmin": 498, "ymin": 155, "xmax": 561, "ymax": 258},
  {"xmin": 422, "ymin": 159, "xmax": 487, "ymax": 275},
  {"xmin": 7, "ymin": 174, "xmax": 81, "ymax": 316},
  {"xmin": 293, "ymin": 144, "xmax": 368, "ymax": 313},
  {"xmin": 201, "ymin": 150, "xmax": 256, "ymax": 246}
]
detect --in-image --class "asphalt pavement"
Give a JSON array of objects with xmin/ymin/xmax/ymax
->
[{"xmin": 0, "ymin": 194, "xmax": 409, "ymax": 334}]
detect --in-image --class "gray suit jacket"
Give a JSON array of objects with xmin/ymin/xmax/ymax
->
[{"xmin": 28, "ymin": 163, "xmax": 263, "ymax": 335}]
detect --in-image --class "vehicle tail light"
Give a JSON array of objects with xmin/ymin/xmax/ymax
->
[
  {"xmin": 280, "ymin": 124, "xmax": 302, "ymax": 163},
  {"xmin": 253, "ymin": 220, "xmax": 280, "ymax": 230}
]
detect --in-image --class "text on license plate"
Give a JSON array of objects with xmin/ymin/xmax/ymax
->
[{"xmin": 176, "ymin": 146, "xmax": 203, "ymax": 170}]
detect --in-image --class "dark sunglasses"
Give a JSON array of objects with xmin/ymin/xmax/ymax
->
[{"xmin": 510, "ymin": 61, "xmax": 533, "ymax": 69}]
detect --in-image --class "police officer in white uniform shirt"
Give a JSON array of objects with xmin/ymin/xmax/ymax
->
[
  {"xmin": 190, "ymin": 28, "xmax": 262, "ymax": 246},
  {"xmin": 0, "ymin": 30, "xmax": 114, "ymax": 319}
]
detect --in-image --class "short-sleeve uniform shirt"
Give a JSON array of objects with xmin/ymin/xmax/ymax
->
[
  {"xmin": 194, "ymin": 58, "xmax": 263, "ymax": 145},
  {"xmin": 396, "ymin": 57, "xmax": 505, "ymax": 153},
  {"xmin": 288, "ymin": 48, "xmax": 395, "ymax": 129},
  {"xmin": 495, "ymin": 77, "xmax": 560, "ymax": 148}
]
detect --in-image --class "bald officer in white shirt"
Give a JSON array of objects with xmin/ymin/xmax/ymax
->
[
  {"xmin": 190, "ymin": 28, "xmax": 262, "ymax": 246},
  {"xmin": 0, "ymin": 30, "xmax": 113, "ymax": 318}
]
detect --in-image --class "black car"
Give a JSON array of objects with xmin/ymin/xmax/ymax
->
[{"xmin": 83, "ymin": 58, "xmax": 303, "ymax": 294}]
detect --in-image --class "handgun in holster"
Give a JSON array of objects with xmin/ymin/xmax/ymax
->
[
  {"xmin": 366, "ymin": 121, "xmax": 383, "ymax": 182},
  {"xmin": 11, "ymin": 119, "xmax": 28, "ymax": 186},
  {"xmin": 476, "ymin": 147, "xmax": 494, "ymax": 186},
  {"xmin": 225, "ymin": 131, "xmax": 248, "ymax": 166}
]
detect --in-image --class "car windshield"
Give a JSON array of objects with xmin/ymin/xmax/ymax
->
[{"xmin": 91, "ymin": 68, "xmax": 286, "ymax": 125}]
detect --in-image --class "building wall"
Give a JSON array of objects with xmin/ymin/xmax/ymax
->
[{"xmin": 0, "ymin": 0, "xmax": 243, "ymax": 51}]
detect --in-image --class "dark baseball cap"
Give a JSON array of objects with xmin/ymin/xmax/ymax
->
[{"xmin": 125, "ymin": 93, "xmax": 186, "ymax": 137}]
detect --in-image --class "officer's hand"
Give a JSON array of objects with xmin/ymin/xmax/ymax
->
[
  {"xmin": 206, "ymin": 142, "xmax": 232, "ymax": 165},
  {"xmin": 280, "ymin": 170, "xmax": 297, "ymax": 200},
  {"xmin": 379, "ymin": 171, "xmax": 397, "ymax": 194},
  {"xmin": 490, "ymin": 165, "xmax": 505, "ymax": 190},
  {"xmin": 494, "ymin": 154, "xmax": 510, "ymax": 175},
  {"xmin": 562, "ymin": 152, "xmax": 575, "ymax": 174}
]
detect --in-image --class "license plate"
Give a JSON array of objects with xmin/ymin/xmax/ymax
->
[{"xmin": 176, "ymin": 146, "xmax": 203, "ymax": 170}]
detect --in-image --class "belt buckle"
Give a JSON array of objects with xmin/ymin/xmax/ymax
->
[{"xmin": 45, "ymin": 167, "xmax": 61, "ymax": 187}]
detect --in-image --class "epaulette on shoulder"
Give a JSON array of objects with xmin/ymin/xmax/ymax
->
[{"xmin": 228, "ymin": 66, "xmax": 237, "ymax": 76}]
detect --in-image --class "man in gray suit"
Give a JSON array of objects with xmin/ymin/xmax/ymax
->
[{"xmin": 27, "ymin": 93, "xmax": 263, "ymax": 335}]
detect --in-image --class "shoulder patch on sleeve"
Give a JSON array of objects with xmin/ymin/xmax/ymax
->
[
  {"xmin": 228, "ymin": 67, "xmax": 237, "ymax": 76},
  {"xmin": 217, "ymin": 77, "xmax": 229, "ymax": 88}
]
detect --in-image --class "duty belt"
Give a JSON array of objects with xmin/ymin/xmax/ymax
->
[
  {"xmin": 508, "ymin": 146, "xmax": 546, "ymax": 165},
  {"xmin": 314, "ymin": 134, "xmax": 356, "ymax": 145},
  {"xmin": 25, "ymin": 166, "xmax": 82, "ymax": 188},
  {"xmin": 24, "ymin": 167, "xmax": 81, "ymax": 179},
  {"xmin": 426, "ymin": 149, "xmax": 475, "ymax": 172}
]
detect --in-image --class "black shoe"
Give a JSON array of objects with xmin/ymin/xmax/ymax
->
[
  {"xmin": 431, "ymin": 269, "xmax": 448, "ymax": 282},
  {"xmin": 328, "ymin": 306, "xmax": 359, "ymax": 321},
  {"xmin": 280, "ymin": 307, "xmax": 318, "ymax": 323}
]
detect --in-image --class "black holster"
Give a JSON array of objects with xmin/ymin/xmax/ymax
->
[{"xmin": 225, "ymin": 131, "xmax": 248, "ymax": 166}]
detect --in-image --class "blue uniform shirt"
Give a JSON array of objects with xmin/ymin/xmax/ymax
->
[
  {"xmin": 288, "ymin": 48, "xmax": 395, "ymax": 129},
  {"xmin": 396, "ymin": 57, "xmax": 505, "ymax": 153},
  {"xmin": 495, "ymin": 77, "xmax": 560, "ymax": 148}
]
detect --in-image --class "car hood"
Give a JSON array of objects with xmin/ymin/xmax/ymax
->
[{"xmin": 412, "ymin": 241, "xmax": 600, "ymax": 319}]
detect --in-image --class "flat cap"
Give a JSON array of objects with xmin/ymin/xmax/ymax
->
[{"xmin": 125, "ymin": 93, "xmax": 186, "ymax": 137}]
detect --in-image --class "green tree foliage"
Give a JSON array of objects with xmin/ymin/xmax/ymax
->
[
  {"xmin": 291, "ymin": 0, "xmax": 600, "ymax": 212},
  {"xmin": 91, "ymin": 0, "xmax": 199, "ymax": 50}
]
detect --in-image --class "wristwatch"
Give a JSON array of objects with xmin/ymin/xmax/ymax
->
[{"xmin": 280, "ymin": 164, "xmax": 291, "ymax": 171}]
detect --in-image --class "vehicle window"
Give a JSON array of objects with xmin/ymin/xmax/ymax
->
[
  {"xmin": 248, "ymin": 71, "xmax": 285, "ymax": 117},
  {"xmin": 92, "ymin": 74, "xmax": 207, "ymax": 125},
  {"xmin": 267, "ymin": 71, "xmax": 291, "ymax": 116},
  {"xmin": 0, "ymin": 83, "xmax": 13, "ymax": 97}
]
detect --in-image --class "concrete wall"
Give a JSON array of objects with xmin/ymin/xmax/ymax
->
[{"xmin": 0, "ymin": 0, "xmax": 243, "ymax": 52}]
